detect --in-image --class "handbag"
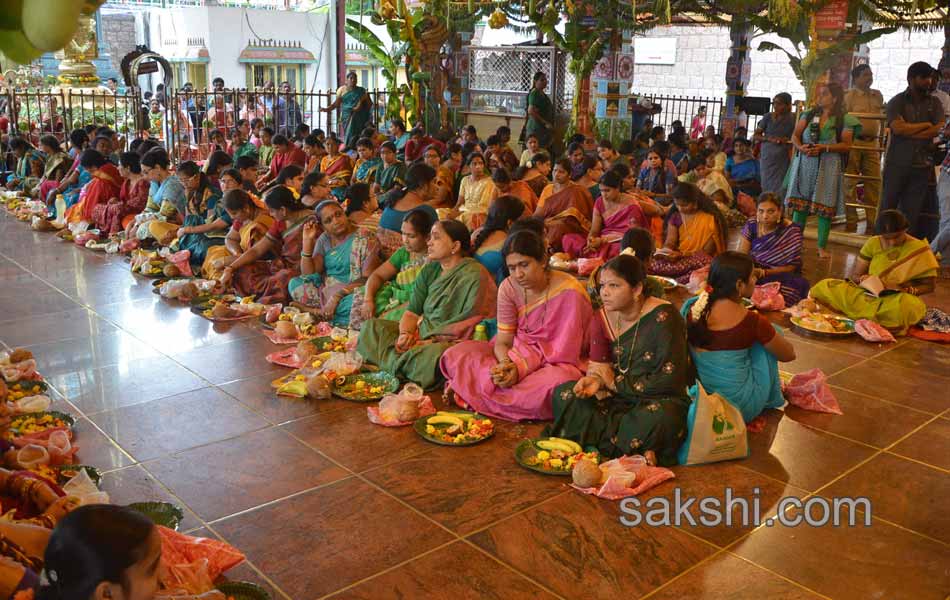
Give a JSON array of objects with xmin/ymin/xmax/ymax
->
[{"xmin": 677, "ymin": 383, "xmax": 749, "ymax": 465}]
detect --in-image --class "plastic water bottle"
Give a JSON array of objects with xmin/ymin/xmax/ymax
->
[{"xmin": 473, "ymin": 324, "xmax": 488, "ymax": 341}]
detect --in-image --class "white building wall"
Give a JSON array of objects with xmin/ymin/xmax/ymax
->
[
  {"xmin": 631, "ymin": 24, "xmax": 945, "ymax": 105},
  {"xmin": 144, "ymin": 5, "xmax": 334, "ymax": 91}
]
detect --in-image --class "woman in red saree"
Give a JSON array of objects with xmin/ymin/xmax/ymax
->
[
  {"xmin": 534, "ymin": 158, "xmax": 594, "ymax": 252},
  {"xmin": 218, "ymin": 186, "xmax": 317, "ymax": 304},
  {"xmin": 63, "ymin": 150, "xmax": 123, "ymax": 227},
  {"xmin": 91, "ymin": 151, "xmax": 149, "ymax": 236}
]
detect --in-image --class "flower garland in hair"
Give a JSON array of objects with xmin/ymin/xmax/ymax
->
[{"xmin": 690, "ymin": 284, "xmax": 713, "ymax": 321}]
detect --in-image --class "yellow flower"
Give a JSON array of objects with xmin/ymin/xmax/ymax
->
[
  {"xmin": 549, "ymin": 458, "xmax": 563, "ymax": 468},
  {"xmin": 294, "ymin": 375, "xmax": 306, "ymax": 382},
  {"xmin": 536, "ymin": 450, "xmax": 550, "ymax": 460},
  {"xmin": 425, "ymin": 425, "xmax": 435, "ymax": 434}
]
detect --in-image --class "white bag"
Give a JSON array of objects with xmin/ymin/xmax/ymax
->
[{"xmin": 677, "ymin": 383, "xmax": 749, "ymax": 465}]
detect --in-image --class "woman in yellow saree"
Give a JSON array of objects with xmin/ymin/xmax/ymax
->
[
  {"xmin": 534, "ymin": 158, "xmax": 594, "ymax": 252},
  {"xmin": 201, "ymin": 189, "xmax": 274, "ymax": 280},
  {"xmin": 649, "ymin": 182, "xmax": 727, "ymax": 280},
  {"xmin": 810, "ymin": 210, "xmax": 938, "ymax": 332}
]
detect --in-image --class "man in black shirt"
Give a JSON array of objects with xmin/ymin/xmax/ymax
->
[{"xmin": 880, "ymin": 61, "xmax": 945, "ymax": 237}]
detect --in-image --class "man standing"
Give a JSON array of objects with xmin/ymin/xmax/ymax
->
[
  {"xmin": 275, "ymin": 81, "xmax": 303, "ymax": 135},
  {"xmin": 844, "ymin": 64, "xmax": 885, "ymax": 216},
  {"xmin": 753, "ymin": 93, "xmax": 796, "ymax": 196},
  {"xmin": 880, "ymin": 61, "xmax": 945, "ymax": 238}
]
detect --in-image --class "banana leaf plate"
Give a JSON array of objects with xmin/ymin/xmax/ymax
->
[
  {"xmin": 5, "ymin": 380, "xmax": 49, "ymax": 397},
  {"xmin": 413, "ymin": 411, "xmax": 495, "ymax": 446},
  {"xmin": 514, "ymin": 438, "xmax": 590, "ymax": 476},
  {"xmin": 51, "ymin": 464, "xmax": 102, "ymax": 486},
  {"xmin": 309, "ymin": 335, "xmax": 348, "ymax": 354},
  {"xmin": 790, "ymin": 315, "xmax": 855, "ymax": 338},
  {"xmin": 215, "ymin": 582, "xmax": 272, "ymax": 600},
  {"xmin": 127, "ymin": 501, "xmax": 185, "ymax": 530},
  {"xmin": 9, "ymin": 410, "xmax": 76, "ymax": 435},
  {"xmin": 333, "ymin": 371, "xmax": 399, "ymax": 402}
]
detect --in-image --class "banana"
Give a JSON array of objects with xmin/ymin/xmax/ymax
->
[
  {"xmin": 536, "ymin": 439, "xmax": 574, "ymax": 454},
  {"xmin": 549, "ymin": 437, "xmax": 582, "ymax": 454},
  {"xmin": 436, "ymin": 411, "xmax": 474, "ymax": 421},
  {"xmin": 22, "ymin": 0, "xmax": 82, "ymax": 52},
  {"xmin": 426, "ymin": 415, "xmax": 464, "ymax": 428},
  {"xmin": 0, "ymin": 0, "xmax": 23, "ymax": 30},
  {"xmin": 0, "ymin": 28, "xmax": 41, "ymax": 64}
]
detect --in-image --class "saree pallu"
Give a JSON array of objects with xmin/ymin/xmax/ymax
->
[
  {"xmin": 546, "ymin": 304, "xmax": 691, "ymax": 467},
  {"xmin": 810, "ymin": 236, "xmax": 938, "ymax": 332},
  {"xmin": 321, "ymin": 155, "xmax": 353, "ymax": 202},
  {"xmin": 440, "ymin": 273, "xmax": 592, "ymax": 421},
  {"xmin": 288, "ymin": 230, "xmax": 379, "ymax": 329},
  {"xmin": 535, "ymin": 184, "xmax": 594, "ymax": 252},
  {"xmin": 680, "ymin": 297, "xmax": 784, "ymax": 423},
  {"xmin": 233, "ymin": 215, "xmax": 315, "ymax": 305},
  {"xmin": 37, "ymin": 152, "xmax": 69, "ymax": 203},
  {"xmin": 64, "ymin": 164, "xmax": 122, "ymax": 226},
  {"xmin": 178, "ymin": 189, "xmax": 228, "ymax": 266},
  {"xmin": 507, "ymin": 180, "xmax": 539, "ymax": 214},
  {"xmin": 353, "ymin": 157, "xmax": 381, "ymax": 186},
  {"xmin": 341, "ymin": 86, "xmax": 371, "ymax": 149},
  {"xmin": 202, "ymin": 212, "xmax": 274, "ymax": 280},
  {"xmin": 523, "ymin": 175, "xmax": 548, "ymax": 199},
  {"xmin": 357, "ymin": 258, "xmax": 497, "ymax": 389},
  {"xmin": 745, "ymin": 220, "xmax": 810, "ymax": 305},
  {"xmin": 350, "ymin": 249, "xmax": 428, "ymax": 326},
  {"xmin": 458, "ymin": 176, "xmax": 496, "ymax": 230}
]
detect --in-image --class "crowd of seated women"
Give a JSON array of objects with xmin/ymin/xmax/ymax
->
[{"xmin": 4, "ymin": 119, "xmax": 943, "ymax": 467}]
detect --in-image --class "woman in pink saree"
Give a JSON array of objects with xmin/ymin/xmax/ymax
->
[
  {"xmin": 562, "ymin": 170, "xmax": 650, "ymax": 260},
  {"xmin": 441, "ymin": 230, "xmax": 592, "ymax": 421}
]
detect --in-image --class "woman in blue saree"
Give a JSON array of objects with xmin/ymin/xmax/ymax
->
[
  {"xmin": 681, "ymin": 251, "xmax": 796, "ymax": 422},
  {"xmin": 322, "ymin": 71, "xmax": 372, "ymax": 151},
  {"xmin": 289, "ymin": 200, "xmax": 381, "ymax": 328},
  {"xmin": 175, "ymin": 162, "xmax": 231, "ymax": 267}
]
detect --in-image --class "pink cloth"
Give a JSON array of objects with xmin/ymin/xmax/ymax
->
[
  {"xmin": 440, "ymin": 271, "xmax": 592, "ymax": 421},
  {"xmin": 783, "ymin": 368, "xmax": 842, "ymax": 415},
  {"xmin": 570, "ymin": 455, "xmax": 676, "ymax": 500}
]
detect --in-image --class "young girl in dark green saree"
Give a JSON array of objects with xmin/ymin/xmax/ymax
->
[{"xmin": 548, "ymin": 254, "xmax": 691, "ymax": 466}]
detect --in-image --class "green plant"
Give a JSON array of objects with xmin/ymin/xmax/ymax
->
[{"xmin": 345, "ymin": 17, "xmax": 410, "ymax": 124}]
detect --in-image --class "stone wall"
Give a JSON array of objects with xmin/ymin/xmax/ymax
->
[
  {"xmin": 632, "ymin": 24, "xmax": 945, "ymax": 105},
  {"xmin": 100, "ymin": 11, "xmax": 139, "ymax": 80}
]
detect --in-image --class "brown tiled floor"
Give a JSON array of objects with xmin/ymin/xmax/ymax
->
[{"xmin": 2, "ymin": 212, "xmax": 949, "ymax": 599}]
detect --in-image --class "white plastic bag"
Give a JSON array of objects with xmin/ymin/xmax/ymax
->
[
  {"xmin": 13, "ymin": 394, "xmax": 51, "ymax": 413},
  {"xmin": 63, "ymin": 469, "xmax": 110, "ymax": 505},
  {"xmin": 16, "ymin": 444, "xmax": 50, "ymax": 469}
]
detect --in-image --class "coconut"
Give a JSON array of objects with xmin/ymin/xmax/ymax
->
[
  {"xmin": 295, "ymin": 340, "xmax": 315, "ymax": 362},
  {"xmin": 211, "ymin": 302, "xmax": 234, "ymax": 319},
  {"xmin": 571, "ymin": 460, "xmax": 603, "ymax": 488},
  {"xmin": 275, "ymin": 321, "xmax": 298, "ymax": 339},
  {"xmin": 305, "ymin": 374, "xmax": 331, "ymax": 399},
  {"xmin": 395, "ymin": 398, "xmax": 421, "ymax": 422},
  {"xmin": 163, "ymin": 264, "xmax": 181, "ymax": 278},
  {"xmin": 177, "ymin": 282, "xmax": 199, "ymax": 302},
  {"xmin": 8, "ymin": 349, "xmax": 33, "ymax": 364},
  {"xmin": 264, "ymin": 305, "xmax": 282, "ymax": 323}
]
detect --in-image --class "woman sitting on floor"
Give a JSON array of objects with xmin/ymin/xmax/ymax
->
[
  {"xmin": 90, "ymin": 151, "xmax": 149, "ymax": 237},
  {"xmin": 127, "ymin": 150, "xmax": 187, "ymax": 242},
  {"xmin": 650, "ymin": 182, "xmax": 727, "ymax": 280},
  {"xmin": 300, "ymin": 172, "xmax": 333, "ymax": 208},
  {"xmin": 736, "ymin": 192, "xmax": 810, "ymax": 305},
  {"xmin": 356, "ymin": 208, "xmax": 434, "ymax": 323},
  {"xmin": 491, "ymin": 168, "xmax": 537, "ymax": 215},
  {"xmin": 574, "ymin": 155, "xmax": 604, "ymax": 201},
  {"xmin": 562, "ymin": 170, "xmax": 649, "ymax": 260},
  {"xmin": 321, "ymin": 135, "xmax": 353, "ymax": 202},
  {"xmin": 587, "ymin": 227, "xmax": 667, "ymax": 307},
  {"xmin": 345, "ymin": 182, "xmax": 376, "ymax": 226},
  {"xmin": 202, "ymin": 188, "xmax": 274, "ymax": 280},
  {"xmin": 810, "ymin": 209, "xmax": 938, "ymax": 333},
  {"xmin": 203, "ymin": 150, "xmax": 233, "ymax": 189},
  {"xmin": 534, "ymin": 158, "xmax": 594, "ymax": 252},
  {"xmin": 175, "ymin": 162, "xmax": 233, "ymax": 267},
  {"xmin": 272, "ymin": 165, "xmax": 305, "ymax": 200},
  {"xmin": 357, "ymin": 219, "xmax": 497, "ymax": 389},
  {"xmin": 352, "ymin": 137, "xmax": 381, "ymax": 187},
  {"xmin": 455, "ymin": 152, "xmax": 496, "ymax": 230},
  {"xmin": 441, "ymin": 229, "xmax": 592, "ymax": 421},
  {"xmin": 377, "ymin": 163, "xmax": 439, "ymax": 256},
  {"xmin": 517, "ymin": 152, "xmax": 552, "ymax": 199},
  {"xmin": 472, "ymin": 194, "xmax": 526, "ymax": 284},
  {"xmin": 608, "ymin": 162, "xmax": 665, "ymax": 245},
  {"xmin": 62, "ymin": 149, "xmax": 123, "ymax": 229},
  {"xmin": 372, "ymin": 142, "xmax": 406, "ymax": 198},
  {"xmin": 218, "ymin": 186, "xmax": 316, "ymax": 305},
  {"xmin": 422, "ymin": 144, "xmax": 456, "ymax": 208},
  {"xmin": 547, "ymin": 254, "xmax": 691, "ymax": 466},
  {"xmin": 31, "ymin": 135, "xmax": 70, "ymax": 204},
  {"xmin": 289, "ymin": 201, "xmax": 380, "ymax": 329},
  {"xmin": 681, "ymin": 251, "xmax": 796, "ymax": 422}
]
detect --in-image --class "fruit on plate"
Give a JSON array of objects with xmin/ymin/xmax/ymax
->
[
  {"xmin": 211, "ymin": 302, "xmax": 235, "ymax": 319},
  {"xmin": 572, "ymin": 459, "xmax": 604, "ymax": 487},
  {"xmin": 264, "ymin": 305, "xmax": 281, "ymax": 323},
  {"xmin": 305, "ymin": 374, "xmax": 330, "ymax": 399},
  {"xmin": 423, "ymin": 413, "xmax": 494, "ymax": 444},
  {"xmin": 536, "ymin": 437, "xmax": 582, "ymax": 454},
  {"xmin": 163, "ymin": 264, "xmax": 180, "ymax": 278},
  {"xmin": 274, "ymin": 320, "xmax": 297, "ymax": 339},
  {"xmin": 426, "ymin": 414, "xmax": 464, "ymax": 431}
]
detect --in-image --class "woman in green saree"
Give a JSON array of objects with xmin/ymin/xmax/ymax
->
[
  {"xmin": 322, "ymin": 71, "xmax": 372, "ymax": 151},
  {"xmin": 175, "ymin": 161, "xmax": 229, "ymax": 268},
  {"xmin": 357, "ymin": 219, "xmax": 498, "ymax": 389},
  {"xmin": 356, "ymin": 207, "xmax": 433, "ymax": 322},
  {"xmin": 547, "ymin": 254, "xmax": 691, "ymax": 466},
  {"xmin": 810, "ymin": 210, "xmax": 938, "ymax": 332},
  {"xmin": 373, "ymin": 142, "xmax": 407, "ymax": 198}
]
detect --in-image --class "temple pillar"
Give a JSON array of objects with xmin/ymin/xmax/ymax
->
[
  {"xmin": 591, "ymin": 30, "xmax": 633, "ymax": 145},
  {"xmin": 722, "ymin": 20, "xmax": 752, "ymax": 140}
]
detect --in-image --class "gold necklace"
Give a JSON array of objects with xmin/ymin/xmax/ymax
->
[{"xmin": 607, "ymin": 299, "xmax": 645, "ymax": 382}]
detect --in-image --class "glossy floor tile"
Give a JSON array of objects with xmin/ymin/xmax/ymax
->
[{"xmin": 2, "ymin": 212, "xmax": 949, "ymax": 599}]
